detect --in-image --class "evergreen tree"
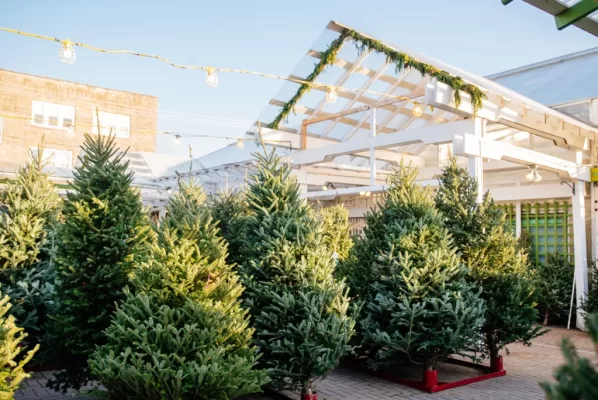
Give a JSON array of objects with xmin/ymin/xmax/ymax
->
[
  {"xmin": 0, "ymin": 292, "xmax": 38, "ymax": 399},
  {"xmin": 208, "ymin": 189, "xmax": 249, "ymax": 266},
  {"xmin": 540, "ymin": 313, "xmax": 598, "ymax": 399},
  {"xmin": 320, "ymin": 204, "xmax": 353, "ymax": 262},
  {"xmin": 0, "ymin": 140, "xmax": 61, "ymax": 348},
  {"xmin": 537, "ymin": 253, "xmax": 574, "ymax": 326},
  {"xmin": 581, "ymin": 261, "xmax": 598, "ymax": 321},
  {"xmin": 90, "ymin": 181, "xmax": 268, "ymax": 399},
  {"xmin": 46, "ymin": 134, "xmax": 152, "ymax": 393},
  {"xmin": 240, "ymin": 151, "xmax": 355, "ymax": 397},
  {"xmin": 341, "ymin": 163, "xmax": 485, "ymax": 372},
  {"xmin": 435, "ymin": 158, "xmax": 543, "ymax": 362}
]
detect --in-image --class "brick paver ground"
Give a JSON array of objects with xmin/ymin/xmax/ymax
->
[{"xmin": 16, "ymin": 326, "xmax": 595, "ymax": 400}]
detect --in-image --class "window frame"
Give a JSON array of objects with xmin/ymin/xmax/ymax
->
[
  {"xmin": 92, "ymin": 111, "xmax": 131, "ymax": 139},
  {"xmin": 29, "ymin": 147, "xmax": 73, "ymax": 169},
  {"xmin": 30, "ymin": 101, "xmax": 75, "ymax": 131}
]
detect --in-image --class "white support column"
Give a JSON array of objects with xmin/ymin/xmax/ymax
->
[
  {"xmin": 573, "ymin": 150, "xmax": 589, "ymax": 331},
  {"xmin": 515, "ymin": 200, "xmax": 522, "ymax": 237},
  {"xmin": 468, "ymin": 118, "xmax": 486, "ymax": 203},
  {"xmin": 370, "ymin": 108, "xmax": 377, "ymax": 186}
]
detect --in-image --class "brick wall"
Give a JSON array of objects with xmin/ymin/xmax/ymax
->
[{"xmin": 0, "ymin": 69, "xmax": 158, "ymax": 170}]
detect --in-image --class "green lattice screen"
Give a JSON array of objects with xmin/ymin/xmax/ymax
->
[{"xmin": 499, "ymin": 202, "xmax": 573, "ymax": 265}]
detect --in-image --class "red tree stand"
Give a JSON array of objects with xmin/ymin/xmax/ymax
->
[
  {"xmin": 302, "ymin": 392, "xmax": 318, "ymax": 400},
  {"xmin": 373, "ymin": 356, "xmax": 506, "ymax": 393}
]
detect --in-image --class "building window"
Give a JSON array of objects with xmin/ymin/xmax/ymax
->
[
  {"xmin": 31, "ymin": 101, "xmax": 75, "ymax": 130},
  {"xmin": 30, "ymin": 147, "xmax": 73, "ymax": 169},
  {"xmin": 92, "ymin": 111, "xmax": 130, "ymax": 139}
]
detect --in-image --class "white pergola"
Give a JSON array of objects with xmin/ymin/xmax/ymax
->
[{"xmin": 174, "ymin": 21, "xmax": 598, "ymax": 330}]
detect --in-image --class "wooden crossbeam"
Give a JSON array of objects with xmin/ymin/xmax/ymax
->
[{"xmin": 555, "ymin": 0, "xmax": 598, "ymax": 30}]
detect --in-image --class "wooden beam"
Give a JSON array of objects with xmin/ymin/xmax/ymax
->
[{"xmin": 555, "ymin": 0, "xmax": 598, "ymax": 30}]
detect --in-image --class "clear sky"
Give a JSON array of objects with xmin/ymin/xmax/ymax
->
[{"xmin": 1, "ymin": 0, "xmax": 596, "ymax": 158}]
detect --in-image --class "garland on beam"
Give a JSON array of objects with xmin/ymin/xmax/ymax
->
[{"xmin": 270, "ymin": 28, "xmax": 486, "ymax": 129}]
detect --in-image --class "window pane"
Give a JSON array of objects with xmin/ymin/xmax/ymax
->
[
  {"xmin": 33, "ymin": 114, "xmax": 44, "ymax": 125},
  {"xmin": 63, "ymin": 118, "xmax": 73, "ymax": 128},
  {"xmin": 48, "ymin": 116, "xmax": 58, "ymax": 126}
]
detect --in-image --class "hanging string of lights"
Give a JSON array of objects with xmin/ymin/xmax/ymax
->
[
  {"xmin": 0, "ymin": 27, "xmax": 420, "ymax": 107},
  {"xmin": 0, "ymin": 113, "xmax": 293, "ymax": 147}
]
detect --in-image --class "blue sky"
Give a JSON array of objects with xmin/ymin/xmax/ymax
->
[{"xmin": 1, "ymin": 0, "xmax": 596, "ymax": 158}]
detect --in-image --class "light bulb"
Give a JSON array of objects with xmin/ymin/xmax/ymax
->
[
  {"xmin": 174, "ymin": 135, "xmax": 181, "ymax": 145},
  {"xmin": 365, "ymin": 191, "xmax": 371, "ymax": 197},
  {"xmin": 326, "ymin": 87, "xmax": 338, "ymax": 104},
  {"xmin": 59, "ymin": 40, "xmax": 76, "ymax": 64},
  {"xmin": 359, "ymin": 191, "xmax": 365, "ymax": 196},
  {"xmin": 236, "ymin": 139, "xmax": 244, "ymax": 149},
  {"xmin": 412, "ymin": 102, "xmax": 423, "ymax": 117},
  {"xmin": 526, "ymin": 167, "xmax": 535, "ymax": 181},
  {"xmin": 322, "ymin": 185, "xmax": 328, "ymax": 191},
  {"xmin": 206, "ymin": 68, "xmax": 218, "ymax": 88}
]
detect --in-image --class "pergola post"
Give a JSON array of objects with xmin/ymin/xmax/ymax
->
[
  {"xmin": 515, "ymin": 200, "xmax": 522, "ymax": 237},
  {"xmin": 573, "ymin": 151, "xmax": 589, "ymax": 331},
  {"xmin": 370, "ymin": 108, "xmax": 377, "ymax": 186},
  {"xmin": 468, "ymin": 118, "xmax": 486, "ymax": 203}
]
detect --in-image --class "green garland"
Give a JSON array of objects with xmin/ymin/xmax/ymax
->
[{"xmin": 270, "ymin": 28, "xmax": 486, "ymax": 129}]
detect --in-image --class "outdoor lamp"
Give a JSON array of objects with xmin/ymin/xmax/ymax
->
[{"xmin": 59, "ymin": 40, "xmax": 76, "ymax": 64}]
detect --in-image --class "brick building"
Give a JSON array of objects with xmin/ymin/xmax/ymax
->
[{"xmin": 0, "ymin": 68, "xmax": 158, "ymax": 171}]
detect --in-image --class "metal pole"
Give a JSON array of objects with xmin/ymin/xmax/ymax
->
[{"xmin": 370, "ymin": 108, "xmax": 377, "ymax": 186}]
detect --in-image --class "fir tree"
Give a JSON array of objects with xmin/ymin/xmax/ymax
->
[
  {"xmin": 240, "ymin": 151, "xmax": 355, "ymax": 397},
  {"xmin": 320, "ymin": 204, "xmax": 353, "ymax": 262},
  {"xmin": 540, "ymin": 313, "xmax": 598, "ymax": 399},
  {"xmin": 341, "ymin": 162, "xmax": 485, "ymax": 372},
  {"xmin": 208, "ymin": 189, "xmax": 249, "ymax": 266},
  {"xmin": 435, "ymin": 158, "xmax": 543, "ymax": 362},
  {"xmin": 0, "ymin": 140, "xmax": 61, "ymax": 348},
  {"xmin": 582, "ymin": 261, "xmax": 598, "ymax": 321},
  {"xmin": 0, "ymin": 293, "xmax": 38, "ymax": 399},
  {"xmin": 536, "ymin": 253, "xmax": 574, "ymax": 326},
  {"xmin": 46, "ymin": 134, "xmax": 152, "ymax": 393},
  {"xmin": 90, "ymin": 181, "xmax": 268, "ymax": 399}
]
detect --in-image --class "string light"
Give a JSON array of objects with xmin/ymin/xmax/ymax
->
[
  {"xmin": 525, "ymin": 165, "xmax": 542, "ymax": 182},
  {"xmin": 359, "ymin": 191, "xmax": 366, "ymax": 196},
  {"xmin": 174, "ymin": 135, "xmax": 181, "ymax": 145},
  {"xmin": 59, "ymin": 39, "xmax": 76, "ymax": 64},
  {"xmin": 205, "ymin": 67, "xmax": 218, "ymax": 88},
  {"xmin": 326, "ymin": 87, "xmax": 338, "ymax": 104},
  {"xmin": 0, "ymin": 27, "xmax": 418, "ymax": 104},
  {"xmin": 365, "ymin": 191, "xmax": 371, "ymax": 197},
  {"xmin": 322, "ymin": 184, "xmax": 328, "ymax": 191},
  {"xmin": 412, "ymin": 102, "xmax": 423, "ymax": 117},
  {"xmin": 236, "ymin": 138, "xmax": 244, "ymax": 149}
]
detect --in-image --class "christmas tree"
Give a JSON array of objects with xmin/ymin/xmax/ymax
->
[
  {"xmin": 536, "ymin": 253, "xmax": 574, "ymax": 326},
  {"xmin": 341, "ymin": 162, "xmax": 485, "ymax": 375},
  {"xmin": 240, "ymin": 151, "xmax": 355, "ymax": 398},
  {"xmin": 582, "ymin": 262, "xmax": 598, "ymax": 321},
  {"xmin": 540, "ymin": 313, "xmax": 598, "ymax": 399},
  {"xmin": 320, "ymin": 204, "xmax": 353, "ymax": 262},
  {"xmin": 46, "ymin": 133, "xmax": 152, "ymax": 392},
  {"xmin": 208, "ymin": 189, "xmax": 249, "ymax": 266},
  {"xmin": 0, "ymin": 140, "xmax": 61, "ymax": 348},
  {"xmin": 90, "ymin": 181, "xmax": 268, "ymax": 399},
  {"xmin": 0, "ymin": 292, "xmax": 38, "ymax": 399},
  {"xmin": 435, "ymin": 157, "xmax": 542, "ymax": 365}
]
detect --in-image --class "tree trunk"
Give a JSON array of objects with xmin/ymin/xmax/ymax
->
[{"xmin": 543, "ymin": 311, "xmax": 550, "ymax": 326}]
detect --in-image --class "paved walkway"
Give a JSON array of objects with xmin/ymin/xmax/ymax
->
[{"xmin": 16, "ymin": 326, "xmax": 595, "ymax": 400}]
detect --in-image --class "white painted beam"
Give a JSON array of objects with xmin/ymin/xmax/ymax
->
[
  {"xmin": 453, "ymin": 133, "xmax": 590, "ymax": 181},
  {"xmin": 573, "ymin": 180, "xmax": 589, "ymax": 331},
  {"xmin": 291, "ymin": 119, "xmax": 474, "ymax": 166},
  {"xmin": 426, "ymin": 80, "xmax": 592, "ymax": 150}
]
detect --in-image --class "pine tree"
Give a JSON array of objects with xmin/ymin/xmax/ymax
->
[
  {"xmin": 90, "ymin": 181, "xmax": 268, "ymax": 399},
  {"xmin": 46, "ymin": 134, "xmax": 152, "ymax": 393},
  {"xmin": 340, "ymin": 162, "xmax": 485, "ymax": 373},
  {"xmin": 537, "ymin": 253, "xmax": 574, "ymax": 326},
  {"xmin": 435, "ymin": 158, "xmax": 543, "ymax": 363},
  {"xmin": 0, "ymin": 140, "xmax": 61, "ymax": 348},
  {"xmin": 240, "ymin": 151, "xmax": 355, "ymax": 397},
  {"xmin": 582, "ymin": 262, "xmax": 598, "ymax": 321},
  {"xmin": 320, "ymin": 204, "xmax": 353, "ymax": 262},
  {"xmin": 0, "ymin": 293, "xmax": 38, "ymax": 399},
  {"xmin": 540, "ymin": 313, "xmax": 598, "ymax": 399},
  {"xmin": 208, "ymin": 189, "xmax": 249, "ymax": 266}
]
